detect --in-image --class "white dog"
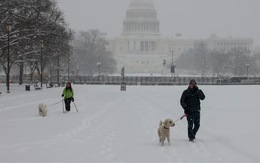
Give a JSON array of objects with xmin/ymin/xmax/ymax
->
[
  {"xmin": 38, "ymin": 103, "xmax": 48, "ymax": 117},
  {"xmin": 157, "ymin": 119, "xmax": 175, "ymax": 146}
]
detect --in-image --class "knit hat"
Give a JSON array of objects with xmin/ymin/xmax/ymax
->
[{"xmin": 189, "ymin": 79, "xmax": 197, "ymax": 85}]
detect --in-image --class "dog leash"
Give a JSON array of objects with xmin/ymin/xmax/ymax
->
[
  {"xmin": 174, "ymin": 114, "xmax": 187, "ymax": 123},
  {"xmin": 47, "ymin": 100, "xmax": 64, "ymax": 107}
]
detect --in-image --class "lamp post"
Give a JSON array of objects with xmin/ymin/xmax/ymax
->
[
  {"xmin": 57, "ymin": 57, "xmax": 60, "ymax": 85},
  {"xmin": 97, "ymin": 62, "xmax": 101, "ymax": 75},
  {"xmin": 171, "ymin": 51, "xmax": 174, "ymax": 66},
  {"xmin": 163, "ymin": 59, "xmax": 166, "ymax": 67},
  {"xmin": 67, "ymin": 55, "xmax": 70, "ymax": 81},
  {"xmin": 171, "ymin": 50, "xmax": 175, "ymax": 78},
  {"xmin": 6, "ymin": 20, "xmax": 12, "ymax": 93},
  {"xmin": 246, "ymin": 63, "xmax": 249, "ymax": 78},
  {"xmin": 40, "ymin": 40, "xmax": 44, "ymax": 88},
  {"xmin": 162, "ymin": 59, "xmax": 166, "ymax": 75}
]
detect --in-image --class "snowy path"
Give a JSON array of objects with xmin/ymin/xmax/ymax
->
[{"xmin": 0, "ymin": 85, "xmax": 259, "ymax": 162}]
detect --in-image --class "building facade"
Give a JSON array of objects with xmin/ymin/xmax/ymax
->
[
  {"xmin": 195, "ymin": 34, "xmax": 253, "ymax": 52},
  {"xmin": 106, "ymin": 0, "xmax": 253, "ymax": 74}
]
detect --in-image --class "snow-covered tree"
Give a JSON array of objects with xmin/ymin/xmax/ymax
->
[
  {"xmin": 208, "ymin": 50, "xmax": 230, "ymax": 77},
  {"xmin": 72, "ymin": 29, "xmax": 116, "ymax": 76},
  {"xmin": 0, "ymin": 0, "xmax": 73, "ymax": 84},
  {"xmin": 176, "ymin": 46, "xmax": 256, "ymax": 77}
]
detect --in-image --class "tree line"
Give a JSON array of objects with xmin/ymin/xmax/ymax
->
[
  {"xmin": 71, "ymin": 29, "xmax": 116, "ymax": 76},
  {"xmin": 0, "ymin": 0, "xmax": 116, "ymax": 87},
  {"xmin": 176, "ymin": 43, "xmax": 259, "ymax": 77},
  {"xmin": 0, "ymin": 0, "xmax": 73, "ymax": 85}
]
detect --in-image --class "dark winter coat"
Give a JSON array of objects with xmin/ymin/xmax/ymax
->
[{"xmin": 180, "ymin": 86, "xmax": 205, "ymax": 115}]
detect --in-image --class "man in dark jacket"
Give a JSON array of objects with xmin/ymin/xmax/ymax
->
[{"xmin": 180, "ymin": 79, "xmax": 205, "ymax": 141}]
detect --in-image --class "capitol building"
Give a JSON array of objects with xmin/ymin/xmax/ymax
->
[{"xmin": 106, "ymin": 0, "xmax": 253, "ymax": 74}]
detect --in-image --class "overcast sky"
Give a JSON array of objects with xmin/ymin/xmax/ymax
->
[{"xmin": 56, "ymin": 0, "xmax": 260, "ymax": 47}]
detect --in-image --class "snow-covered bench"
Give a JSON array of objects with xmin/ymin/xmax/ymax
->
[
  {"xmin": 34, "ymin": 84, "xmax": 42, "ymax": 90},
  {"xmin": 54, "ymin": 84, "xmax": 60, "ymax": 87},
  {"xmin": 46, "ymin": 83, "xmax": 53, "ymax": 88}
]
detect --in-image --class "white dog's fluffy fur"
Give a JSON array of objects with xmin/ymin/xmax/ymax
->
[
  {"xmin": 38, "ymin": 103, "xmax": 47, "ymax": 117},
  {"xmin": 157, "ymin": 119, "xmax": 175, "ymax": 146}
]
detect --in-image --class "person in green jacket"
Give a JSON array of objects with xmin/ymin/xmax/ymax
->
[{"xmin": 62, "ymin": 82, "xmax": 74, "ymax": 112}]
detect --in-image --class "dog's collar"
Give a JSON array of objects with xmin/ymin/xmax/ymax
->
[{"xmin": 164, "ymin": 126, "xmax": 169, "ymax": 129}]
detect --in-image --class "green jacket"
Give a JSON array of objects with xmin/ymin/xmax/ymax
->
[{"xmin": 62, "ymin": 88, "xmax": 74, "ymax": 99}]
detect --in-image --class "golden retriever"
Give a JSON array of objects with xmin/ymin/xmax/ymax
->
[{"xmin": 157, "ymin": 119, "xmax": 175, "ymax": 146}]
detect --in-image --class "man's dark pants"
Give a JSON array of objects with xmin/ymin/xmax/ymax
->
[{"xmin": 187, "ymin": 112, "xmax": 200, "ymax": 140}]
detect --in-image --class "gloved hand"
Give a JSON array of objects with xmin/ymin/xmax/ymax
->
[
  {"xmin": 193, "ymin": 86, "xmax": 199, "ymax": 92},
  {"xmin": 71, "ymin": 97, "xmax": 74, "ymax": 102},
  {"xmin": 184, "ymin": 108, "xmax": 190, "ymax": 115},
  {"xmin": 61, "ymin": 94, "xmax": 64, "ymax": 97}
]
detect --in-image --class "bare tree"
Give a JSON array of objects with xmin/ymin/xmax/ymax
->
[
  {"xmin": 227, "ymin": 48, "xmax": 251, "ymax": 76},
  {"xmin": 208, "ymin": 50, "xmax": 230, "ymax": 77},
  {"xmin": 72, "ymin": 29, "xmax": 116, "ymax": 76},
  {"xmin": 176, "ymin": 46, "xmax": 257, "ymax": 77}
]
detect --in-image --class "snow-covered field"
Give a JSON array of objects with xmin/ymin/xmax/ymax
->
[{"xmin": 0, "ymin": 84, "xmax": 259, "ymax": 162}]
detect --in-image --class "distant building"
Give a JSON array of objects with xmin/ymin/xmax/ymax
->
[
  {"xmin": 106, "ymin": 0, "xmax": 253, "ymax": 74},
  {"xmin": 194, "ymin": 34, "xmax": 253, "ymax": 52}
]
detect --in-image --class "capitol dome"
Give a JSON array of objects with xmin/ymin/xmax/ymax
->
[
  {"xmin": 122, "ymin": 0, "xmax": 160, "ymax": 36},
  {"xmin": 129, "ymin": 0, "xmax": 155, "ymax": 9}
]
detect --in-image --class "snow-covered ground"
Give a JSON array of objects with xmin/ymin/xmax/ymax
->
[{"xmin": 0, "ymin": 84, "xmax": 259, "ymax": 162}]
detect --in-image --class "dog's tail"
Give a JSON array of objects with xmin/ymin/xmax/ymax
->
[{"xmin": 159, "ymin": 120, "xmax": 163, "ymax": 127}]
